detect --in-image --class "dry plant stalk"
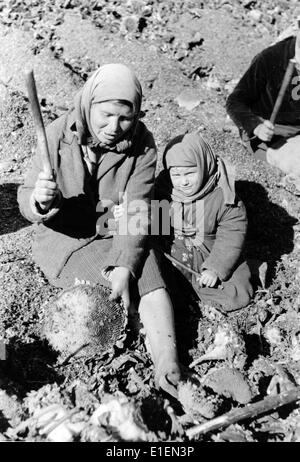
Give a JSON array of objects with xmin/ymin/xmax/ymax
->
[{"xmin": 186, "ymin": 386, "xmax": 300, "ymax": 439}]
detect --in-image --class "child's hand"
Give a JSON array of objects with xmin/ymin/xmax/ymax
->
[
  {"xmin": 109, "ymin": 266, "xmax": 131, "ymax": 309},
  {"xmin": 198, "ymin": 269, "xmax": 218, "ymax": 288},
  {"xmin": 112, "ymin": 204, "xmax": 124, "ymax": 221}
]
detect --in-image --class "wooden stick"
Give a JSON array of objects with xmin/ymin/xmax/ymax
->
[
  {"xmin": 270, "ymin": 59, "xmax": 296, "ymax": 125},
  {"xmin": 25, "ymin": 69, "xmax": 53, "ymax": 177},
  {"xmin": 186, "ymin": 386, "xmax": 300, "ymax": 439},
  {"xmin": 161, "ymin": 250, "xmax": 202, "ymax": 278}
]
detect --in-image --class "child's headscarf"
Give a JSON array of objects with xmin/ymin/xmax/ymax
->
[
  {"xmin": 161, "ymin": 132, "xmax": 236, "ymax": 205},
  {"xmin": 73, "ymin": 63, "xmax": 142, "ymax": 152},
  {"xmin": 158, "ymin": 132, "xmax": 236, "ymax": 238}
]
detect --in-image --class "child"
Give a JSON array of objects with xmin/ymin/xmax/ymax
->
[{"xmin": 155, "ymin": 131, "xmax": 253, "ymax": 312}]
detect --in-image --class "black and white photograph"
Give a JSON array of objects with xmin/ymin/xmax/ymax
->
[{"xmin": 0, "ymin": 0, "xmax": 299, "ymax": 446}]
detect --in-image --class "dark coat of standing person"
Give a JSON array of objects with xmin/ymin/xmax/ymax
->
[{"xmin": 226, "ymin": 32, "xmax": 300, "ymax": 191}]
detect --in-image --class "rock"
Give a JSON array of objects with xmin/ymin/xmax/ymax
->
[
  {"xmin": 203, "ymin": 367, "xmax": 253, "ymax": 404},
  {"xmin": 189, "ymin": 31, "xmax": 203, "ymax": 47},
  {"xmin": 206, "ymin": 74, "xmax": 222, "ymax": 91},
  {"xmin": 249, "ymin": 10, "xmax": 263, "ymax": 23},
  {"xmin": 175, "ymin": 89, "xmax": 202, "ymax": 111},
  {"xmin": 0, "ymin": 161, "xmax": 14, "ymax": 173},
  {"xmin": 120, "ymin": 15, "xmax": 140, "ymax": 34}
]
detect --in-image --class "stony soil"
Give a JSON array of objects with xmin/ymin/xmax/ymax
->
[{"xmin": 0, "ymin": 0, "xmax": 300, "ymax": 443}]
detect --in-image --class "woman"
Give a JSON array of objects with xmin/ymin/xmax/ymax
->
[
  {"xmin": 18, "ymin": 63, "xmax": 180, "ymax": 397},
  {"xmin": 155, "ymin": 131, "xmax": 253, "ymax": 312}
]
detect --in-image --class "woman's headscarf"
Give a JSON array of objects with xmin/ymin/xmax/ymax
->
[
  {"xmin": 161, "ymin": 131, "xmax": 235, "ymax": 205},
  {"xmin": 157, "ymin": 131, "xmax": 236, "ymax": 238},
  {"xmin": 73, "ymin": 63, "xmax": 142, "ymax": 152}
]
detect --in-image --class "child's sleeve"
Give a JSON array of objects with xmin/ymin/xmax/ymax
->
[{"xmin": 202, "ymin": 200, "xmax": 247, "ymax": 281}]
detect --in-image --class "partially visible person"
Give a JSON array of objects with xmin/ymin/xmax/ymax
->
[
  {"xmin": 18, "ymin": 63, "xmax": 180, "ymax": 397},
  {"xmin": 226, "ymin": 29, "xmax": 300, "ymax": 191},
  {"xmin": 155, "ymin": 131, "xmax": 253, "ymax": 312}
]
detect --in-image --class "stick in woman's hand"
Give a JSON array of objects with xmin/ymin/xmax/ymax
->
[{"xmin": 25, "ymin": 69, "xmax": 54, "ymax": 178}]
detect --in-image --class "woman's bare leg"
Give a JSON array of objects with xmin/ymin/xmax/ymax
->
[{"xmin": 138, "ymin": 288, "xmax": 181, "ymax": 397}]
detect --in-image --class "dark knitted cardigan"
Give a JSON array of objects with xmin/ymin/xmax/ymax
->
[
  {"xmin": 226, "ymin": 36, "xmax": 300, "ymax": 137},
  {"xmin": 18, "ymin": 110, "xmax": 157, "ymax": 280}
]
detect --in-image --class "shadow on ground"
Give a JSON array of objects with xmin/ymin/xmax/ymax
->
[
  {"xmin": 0, "ymin": 183, "xmax": 29, "ymax": 235},
  {"xmin": 236, "ymin": 180, "xmax": 298, "ymax": 286},
  {"xmin": 2, "ymin": 338, "xmax": 62, "ymax": 398},
  {"xmin": 0, "ymin": 410, "xmax": 9, "ymax": 433}
]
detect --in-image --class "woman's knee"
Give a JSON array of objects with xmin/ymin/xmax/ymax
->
[{"xmin": 140, "ymin": 287, "xmax": 169, "ymax": 303}]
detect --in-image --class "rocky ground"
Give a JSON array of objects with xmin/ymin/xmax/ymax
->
[{"xmin": 0, "ymin": 0, "xmax": 300, "ymax": 443}]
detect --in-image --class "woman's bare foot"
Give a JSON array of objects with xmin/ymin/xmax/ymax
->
[{"xmin": 154, "ymin": 355, "xmax": 181, "ymax": 399}]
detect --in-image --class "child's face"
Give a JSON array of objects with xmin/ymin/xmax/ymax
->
[
  {"xmin": 169, "ymin": 166, "xmax": 199, "ymax": 195},
  {"xmin": 90, "ymin": 101, "xmax": 135, "ymax": 145}
]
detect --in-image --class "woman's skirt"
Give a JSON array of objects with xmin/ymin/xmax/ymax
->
[{"xmin": 47, "ymin": 237, "xmax": 167, "ymax": 298}]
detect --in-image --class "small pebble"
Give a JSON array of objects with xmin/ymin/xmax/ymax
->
[
  {"xmin": 249, "ymin": 10, "xmax": 262, "ymax": 23},
  {"xmin": 175, "ymin": 89, "xmax": 202, "ymax": 111}
]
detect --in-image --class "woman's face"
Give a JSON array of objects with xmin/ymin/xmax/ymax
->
[
  {"xmin": 170, "ymin": 166, "xmax": 199, "ymax": 195},
  {"xmin": 90, "ymin": 101, "xmax": 135, "ymax": 145}
]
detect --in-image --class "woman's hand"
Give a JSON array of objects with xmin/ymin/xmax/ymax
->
[
  {"xmin": 32, "ymin": 171, "xmax": 59, "ymax": 211},
  {"xmin": 253, "ymin": 120, "xmax": 274, "ymax": 142},
  {"xmin": 109, "ymin": 266, "xmax": 131, "ymax": 309},
  {"xmin": 197, "ymin": 269, "xmax": 218, "ymax": 288}
]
